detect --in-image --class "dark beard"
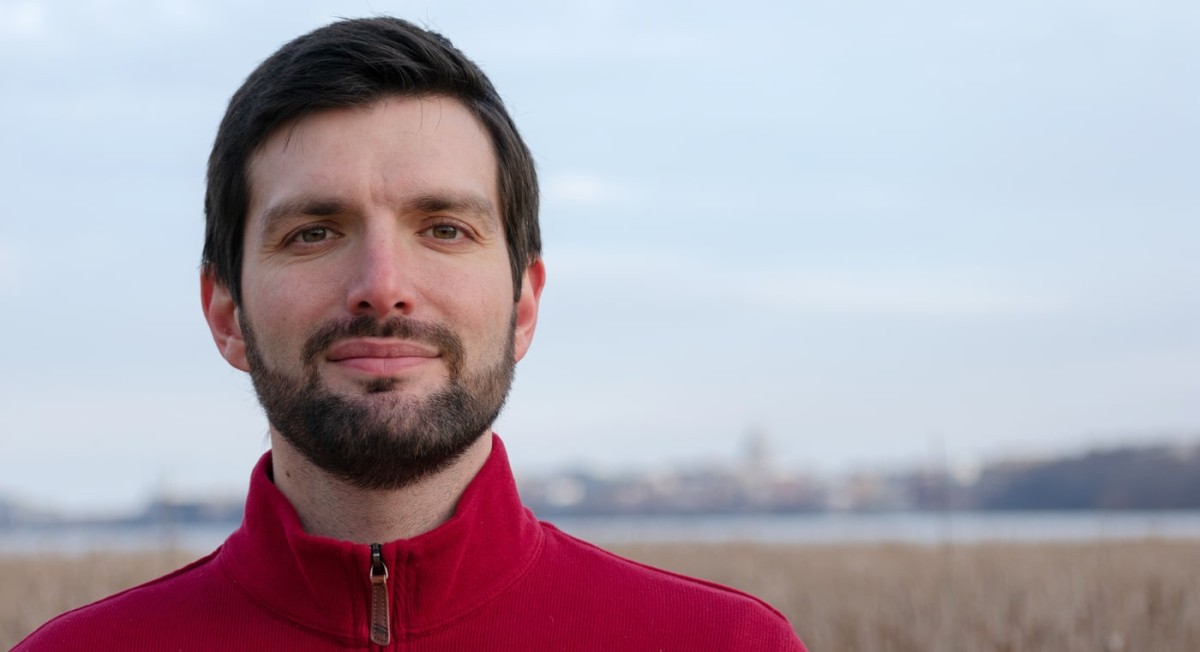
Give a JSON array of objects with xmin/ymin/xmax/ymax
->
[{"xmin": 241, "ymin": 311, "xmax": 516, "ymax": 490}]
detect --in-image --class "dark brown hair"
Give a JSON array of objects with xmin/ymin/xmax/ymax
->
[{"xmin": 203, "ymin": 17, "xmax": 540, "ymax": 304}]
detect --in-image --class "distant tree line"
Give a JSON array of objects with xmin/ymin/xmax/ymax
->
[{"xmin": 970, "ymin": 444, "xmax": 1200, "ymax": 510}]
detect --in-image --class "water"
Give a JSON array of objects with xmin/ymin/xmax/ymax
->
[
  {"xmin": 548, "ymin": 510, "xmax": 1200, "ymax": 545},
  {"xmin": 3, "ymin": 511, "xmax": 1199, "ymax": 555}
]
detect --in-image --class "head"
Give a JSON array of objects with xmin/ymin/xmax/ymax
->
[
  {"xmin": 203, "ymin": 17, "xmax": 540, "ymax": 305},
  {"xmin": 201, "ymin": 18, "xmax": 543, "ymax": 489}
]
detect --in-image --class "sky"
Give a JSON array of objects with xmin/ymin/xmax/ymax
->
[{"xmin": 1, "ymin": 0, "xmax": 1197, "ymax": 513}]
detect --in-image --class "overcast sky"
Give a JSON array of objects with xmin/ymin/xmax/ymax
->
[{"xmin": 2, "ymin": 0, "xmax": 1197, "ymax": 512}]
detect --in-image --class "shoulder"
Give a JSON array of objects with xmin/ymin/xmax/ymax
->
[
  {"xmin": 528, "ymin": 523, "xmax": 806, "ymax": 651},
  {"xmin": 14, "ymin": 549, "xmax": 232, "ymax": 651}
]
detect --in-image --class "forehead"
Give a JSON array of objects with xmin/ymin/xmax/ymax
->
[{"xmin": 245, "ymin": 96, "xmax": 499, "ymax": 234}]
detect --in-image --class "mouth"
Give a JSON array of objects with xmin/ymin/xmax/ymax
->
[{"xmin": 325, "ymin": 338, "xmax": 440, "ymax": 376}]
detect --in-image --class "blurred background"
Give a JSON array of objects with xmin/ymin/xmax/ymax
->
[
  {"xmin": 3, "ymin": 3, "xmax": 1199, "ymax": 649},
  {"xmin": 1, "ymin": 0, "xmax": 1197, "ymax": 522}
]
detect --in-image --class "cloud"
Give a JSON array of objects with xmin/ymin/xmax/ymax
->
[
  {"xmin": 745, "ymin": 273, "xmax": 1057, "ymax": 317},
  {"xmin": 550, "ymin": 247, "xmax": 1059, "ymax": 318},
  {"xmin": 543, "ymin": 171, "xmax": 637, "ymax": 208},
  {"xmin": 0, "ymin": 1, "xmax": 49, "ymax": 39},
  {"xmin": 157, "ymin": 0, "xmax": 202, "ymax": 22}
]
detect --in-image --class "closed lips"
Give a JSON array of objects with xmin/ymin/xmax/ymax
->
[{"xmin": 326, "ymin": 340, "xmax": 439, "ymax": 361}]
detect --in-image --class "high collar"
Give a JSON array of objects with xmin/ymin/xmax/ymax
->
[{"xmin": 220, "ymin": 435, "xmax": 544, "ymax": 645}]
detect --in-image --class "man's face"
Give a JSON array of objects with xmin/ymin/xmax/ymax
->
[{"xmin": 202, "ymin": 96, "xmax": 543, "ymax": 489}]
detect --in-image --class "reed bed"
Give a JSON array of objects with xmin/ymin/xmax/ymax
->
[{"xmin": 4, "ymin": 540, "xmax": 1198, "ymax": 650}]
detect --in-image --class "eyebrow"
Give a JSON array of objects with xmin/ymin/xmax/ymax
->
[
  {"xmin": 256, "ymin": 192, "xmax": 500, "ymax": 236},
  {"xmin": 257, "ymin": 196, "xmax": 350, "ymax": 237},
  {"xmin": 406, "ymin": 192, "xmax": 500, "ymax": 233}
]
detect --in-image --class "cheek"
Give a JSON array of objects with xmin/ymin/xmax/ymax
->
[
  {"xmin": 243, "ymin": 275, "xmax": 332, "ymax": 363},
  {"xmin": 437, "ymin": 274, "xmax": 515, "ymax": 352}
]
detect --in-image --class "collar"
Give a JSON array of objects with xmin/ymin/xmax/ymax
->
[{"xmin": 219, "ymin": 434, "xmax": 544, "ymax": 644}]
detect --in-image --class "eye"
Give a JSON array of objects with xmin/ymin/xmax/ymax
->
[
  {"xmin": 428, "ymin": 224, "xmax": 462, "ymax": 240},
  {"xmin": 292, "ymin": 226, "xmax": 333, "ymax": 244}
]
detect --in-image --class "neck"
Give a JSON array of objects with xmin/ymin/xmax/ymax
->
[{"xmin": 268, "ymin": 432, "xmax": 494, "ymax": 544}]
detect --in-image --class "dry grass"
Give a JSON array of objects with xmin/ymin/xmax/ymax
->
[
  {"xmin": 4, "ymin": 540, "xmax": 1199, "ymax": 650},
  {"xmin": 611, "ymin": 540, "xmax": 1200, "ymax": 652},
  {"xmin": 1, "ymin": 548, "xmax": 197, "ymax": 649}
]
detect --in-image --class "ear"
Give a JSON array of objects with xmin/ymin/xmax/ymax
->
[
  {"xmin": 512, "ymin": 257, "xmax": 545, "ymax": 363},
  {"xmin": 201, "ymin": 269, "xmax": 251, "ymax": 372}
]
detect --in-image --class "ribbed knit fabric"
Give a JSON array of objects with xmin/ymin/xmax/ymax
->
[{"xmin": 16, "ymin": 436, "xmax": 806, "ymax": 651}]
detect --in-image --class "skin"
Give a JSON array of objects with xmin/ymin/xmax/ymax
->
[{"xmin": 201, "ymin": 96, "xmax": 545, "ymax": 543}]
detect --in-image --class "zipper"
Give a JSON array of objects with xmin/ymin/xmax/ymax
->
[{"xmin": 369, "ymin": 543, "xmax": 390, "ymax": 646}]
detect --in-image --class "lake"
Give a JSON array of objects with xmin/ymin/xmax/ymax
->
[{"xmin": 4, "ymin": 510, "xmax": 1200, "ymax": 555}]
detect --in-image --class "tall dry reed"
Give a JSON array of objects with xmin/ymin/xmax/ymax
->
[{"xmin": 612, "ymin": 540, "xmax": 1200, "ymax": 652}]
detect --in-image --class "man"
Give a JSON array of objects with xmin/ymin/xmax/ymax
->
[{"xmin": 18, "ymin": 17, "xmax": 805, "ymax": 651}]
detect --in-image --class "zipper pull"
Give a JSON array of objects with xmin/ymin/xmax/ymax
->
[{"xmin": 369, "ymin": 543, "xmax": 390, "ymax": 646}]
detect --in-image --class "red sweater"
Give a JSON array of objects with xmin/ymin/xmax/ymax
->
[{"xmin": 17, "ymin": 437, "xmax": 806, "ymax": 651}]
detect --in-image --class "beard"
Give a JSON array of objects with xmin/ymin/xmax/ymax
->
[{"xmin": 240, "ymin": 310, "xmax": 516, "ymax": 490}]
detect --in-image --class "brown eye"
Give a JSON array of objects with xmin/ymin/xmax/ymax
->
[
  {"xmin": 430, "ymin": 224, "xmax": 460, "ymax": 240},
  {"xmin": 296, "ymin": 227, "xmax": 329, "ymax": 243}
]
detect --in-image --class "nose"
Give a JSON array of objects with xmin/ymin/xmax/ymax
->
[{"xmin": 345, "ymin": 231, "xmax": 416, "ymax": 319}]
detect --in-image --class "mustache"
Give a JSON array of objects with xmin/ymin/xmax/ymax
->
[{"xmin": 302, "ymin": 315, "xmax": 465, "ymax": 378}]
